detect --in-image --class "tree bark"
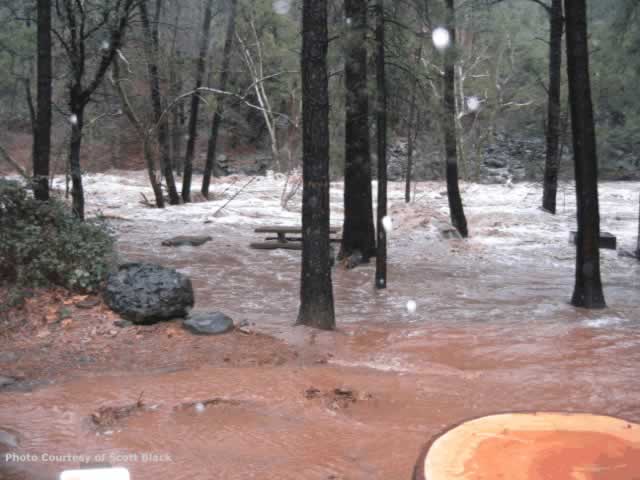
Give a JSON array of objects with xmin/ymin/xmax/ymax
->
[
  {"xmin": 297, "ymin": 0, "xmax": 335, "ymax": 330},
  {"xmin": 375, "ymin": 0, "xmax": 388, "ymax": 289},
  {"xmin": 443, "ymin": 0, "xmax": 468, "ymax": 238},
  {"xmin": 542, "ymin": 0, "xmax": 564, "ymax": 214},
  {"xmin": 405, "ymin": 46, "xmax": 422, "ymax": 204},
  {"xmin": 69, "ymin": 105, "xmax": 85, "ymax": 219},
  {"xmin": 33, "ymin": 0, "xmax": 52, "ymax": 201},
  {"xmin": 340, "ymin": 0, "xmax": 376, "ymax": 263},
  {"xmin": 112, "ymin": 57, "xmax": 165, "ymax": 208},
  {"xmin": 565, "ymin": 0, "xmax": 606, "ymax": 308},
  {"xmin": 182, "ymin": 0, "xmax": 215, "ymax": 203},
  {"xmin": 202, "ymin": 0, "xmax": 238, "ymax": 198},
  {"xmin": 60, "ymin": 0, "xmax": 137, "ymax": 219},
  {"xmin": 139, "ymin": 0, "xmax": 181, "ymax": 205}
]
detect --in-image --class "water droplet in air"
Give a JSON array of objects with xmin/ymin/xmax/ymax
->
[
  {"xmin": 406, "ymin": 300, "xmax": 417, "ymax": 314},
  {"xmin": 273, "ymin": 0, "xmax": 290, "ymax": 15},
  {"xmin": 195, "ymin": 403, "xmax": 205, "ymax": 413},
  {"xmin": 467, "ymin": 96, "xmax": 481, "ymax": 112},
  {"xmin": 432, "ymin": 27, "xmax": 451, "ymax": 51},
  {"xmin": 69, "ymin": 114, "xmax": 78, "ymax": 125},
  {"xmin": 382, "ymin": 216, "xmax": 393, "ymax": 233}
]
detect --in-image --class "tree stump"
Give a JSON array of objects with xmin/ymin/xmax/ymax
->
[{"xmin": 413, "ymin": 413, "xmax": 640, "ymax": 480}]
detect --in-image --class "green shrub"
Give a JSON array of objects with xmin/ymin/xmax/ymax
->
[{"xmin": 0, "ymin": 180, "xmax": 116, "ymax": 301}]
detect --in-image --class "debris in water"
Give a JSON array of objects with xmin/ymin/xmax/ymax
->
[
  {"xmin": 91, "ymin": 393, "xmax": 145, "ymax": 429},
  {"xmin": 406, "ymin": 300, "xmax": 417, "ymax": 314}
]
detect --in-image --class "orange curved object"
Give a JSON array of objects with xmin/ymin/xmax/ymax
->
[{"xmin": 413, "ymin": 413, "xmax": 640, "ymax": 480}]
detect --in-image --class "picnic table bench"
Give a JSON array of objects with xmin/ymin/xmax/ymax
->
[
  {"xmin": 251, "ymin": 225, "xmax": 341, "ymax": 251},
  {"xmin": 569, "ymin": 231, "xmax": 617, "ymax": 250}
]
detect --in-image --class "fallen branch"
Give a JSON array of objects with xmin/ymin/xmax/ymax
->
[
  {"xmin": 211, "ymin": 176, "xmax": 257, "ymax": 217},
  {"xmin": 0, "ymin": 144, "xmax": 30, "ymax": 181}
]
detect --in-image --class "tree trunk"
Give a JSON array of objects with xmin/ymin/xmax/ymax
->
[
  {"xmin": 182, "ymin": 0, "xmax": 215, "ymax": 203},
  {"xmin": 542, "ymin": 0, "xmax": 564, "ymax": 214},
  {"xmin": 443, "ymin": 0, "xmax": 468, "ymax": 238},
  {"xmin": 405, "ymin": 46, "xmax": 421, "ymax": 204},
  {"xmin": 33, "ymin": 0, "xmax": 52, "ymax": 201},
  {"xmin": 139, "ymin": 0, "xmax": 181, "ymax": 205},
  {"xmin": 374, "ymin": 0, "xmax": 388, "ymax": 289},
  {"xmin": 113, "ymin": 57, "xmax": 165, "ymax": 208},
  {"xmin": 297, "ymin": 0, "xmax": 335, "ymax": 330},
  {"xmin": 171, "ymin": 52, "xmax": 185, "ymax": 175},
  {"xmin": 69, "ymin": 105, "xmax": 85, "ymax": 220},
  {"xmin": 202, "ymin": 0, "xmax": 238, "ymax": 198},
  {"xmin": 565, "ymin": 0, "xmax": 606, "ymax": 308},
  {"xmin": 413, "ymin": 413, "xmax": 640, "ymax": 480},
  {"xmin": 340, "ymin": 0, "xmax": 376, "ymax": 262}
]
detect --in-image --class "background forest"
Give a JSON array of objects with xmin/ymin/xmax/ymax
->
[{"xmin": 0, "ymin": 0, "xmax": 638, "ymax": 184}]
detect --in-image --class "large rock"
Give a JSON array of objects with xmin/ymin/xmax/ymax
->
[
  {"xmin": 104, "ymin": 263, "xmax": 194, "ymax": 325},
  {"xmin": 183, "ymin": 312, "xmax": 234, "ymax": 335}
]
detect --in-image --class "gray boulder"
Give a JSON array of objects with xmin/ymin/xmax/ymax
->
[
  {"xmin": 104, "ymin": 263, "xmax": 194, "ymax": 325},
  {"xmin": 183, "ymin": 312, "xmax": 234, "ymax": 335}
]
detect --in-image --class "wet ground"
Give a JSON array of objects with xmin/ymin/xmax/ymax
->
[{"xmin": 1, "ymin": 174, "xmax": 639, "ymax": 479}]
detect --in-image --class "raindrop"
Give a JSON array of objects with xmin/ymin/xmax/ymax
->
[
  {"xmin": 272, "ymin": 0, "xmax": 290, "ymax": 15},
  {"xmin": 69, "ymin": 114, "xmax": 78, "ymax": 126},
  {"xmin": 432, "ymin": 27, "xmax": 451, "ymax": 51},
  {"xmin": 406, "ymin": 300, "xmax": 417, "ymax": 314},
  {"xmin": 100, "ymin": 40, "xmax": 110, "ymax": 51},
  {"xmin": 195, "ymin": 403, "xmax": 205, "ymax": 413},
  {"xmin": 382, "ymin": 216, "xmax": 393, "ymax": 233},
  {"xmin": 467, "ymin": 96, "xmax": 481, "ymax": 112},
  {"xmin": 346, "ymin": 17, "xmax": 352, "ymax": 26}
]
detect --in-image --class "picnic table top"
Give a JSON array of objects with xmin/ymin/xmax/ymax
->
[{"xmin": 254, "ymin": 225, "xmax": 340, "ymax": 234}]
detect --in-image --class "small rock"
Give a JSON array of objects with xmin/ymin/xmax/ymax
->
[
  {"xmin": 75, "ymin": 298, "xmax": 101, "ymax": 309},
  {"xmin": 166, "ymin": 327, "xmax": 180, "ymax": 338},
  {"xmin": 58, "ymin": 307, "xmax": 73, "ymax": 320},
  {"xmin": 0, "ymin": 376, "xmax": 17, "ymax": 388},
  {"xmin": 161, "ymin": 236, "xmax": 213, "ymax": 247},
  {"xmin": 0, "ymin": 429, "xmax": 19, "ymax": 449},
  {"xmin": 0, "ymin": 352, "xmax": 17, "ymax": 363},
  {"xmin": 114, "ymin": 320, "xmax": 133, "ymax": 328},
  {"xmin": 36, "ymin": 330, "xmax": 50, "ymax": 339},
  {"xmin": 61, "ymin": 319, "xmax": 73, "ymax": 329},
  {"xmin": 183, "ymin": 312, "xmax": 234, "ymax": 336}
]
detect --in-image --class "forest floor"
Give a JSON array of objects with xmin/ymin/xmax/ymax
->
[{"xmin": 1, "ymin": 171, "xmax": 640, "ymax": 480}]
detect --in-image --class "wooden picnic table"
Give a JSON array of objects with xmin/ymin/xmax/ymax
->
[{"xmin": 251, "ymin": 225, "xmax": 341, "ymax": 250}]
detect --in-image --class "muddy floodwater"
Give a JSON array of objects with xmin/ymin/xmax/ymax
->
[{"xmin": 1, "ymin": 174, "xmax": 640, "ymax": 479}]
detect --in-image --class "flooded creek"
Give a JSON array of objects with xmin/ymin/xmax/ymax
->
[{"xmin": 1, "ymin": 175, "xmax": 639, "ymax": 479}]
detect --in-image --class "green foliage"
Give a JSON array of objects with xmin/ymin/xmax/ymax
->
[{"xmin": 0, "ymin": 180, "xmax": 116, "ymax": 301}]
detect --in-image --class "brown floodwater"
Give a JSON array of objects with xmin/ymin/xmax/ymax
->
[{"xmin": 2, "ymin": 188, "xmax": 640, "ymax": 480}]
